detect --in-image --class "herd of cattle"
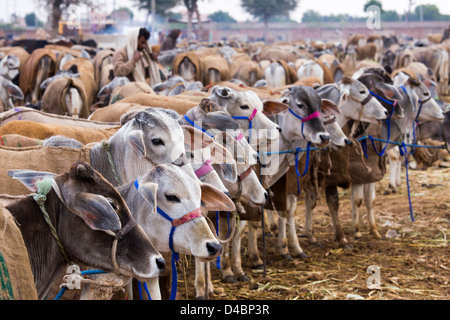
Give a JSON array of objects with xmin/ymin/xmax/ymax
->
[{"xmin": 0, "ymin": 32, "xmax": 449, "ymax": 300}]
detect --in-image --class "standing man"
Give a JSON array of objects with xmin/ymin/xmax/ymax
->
[{"xmin": 113, "ymin": 27, "xmax": 161, "ymax": 86}]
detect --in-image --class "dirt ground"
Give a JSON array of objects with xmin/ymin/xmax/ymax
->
[{"xmin": 176, "ymin": 165, "xmax": 450, "ymax": 301}]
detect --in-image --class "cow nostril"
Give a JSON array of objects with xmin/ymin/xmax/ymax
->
[
  {"xmin": 207, "ymin": 243, "xmax": 222, "ymax": 256},
  {"xmin": 277, "ymin": 127, "xmax": 282, "ymax": 133},
  {"xmin": 385, "ymin": 110, "xmax": 389, "ymax": 116},
  {"xmin": 224, "ymin": 191, "xmax": 231, "ymax": 198},
  {"xmin": 320, "ymin": 134, "xmax": 330, "ymax": 141},
  {"xmin": 156, "ymin": 257, "xmax": 166, "ymax": 272},
  {"xmin": 221, "ymin": 89, "xmax": 228, "ymax": 96},
  {"xmin": 264, "ymin": 192, "xmax": 269, "ymax": 200}
]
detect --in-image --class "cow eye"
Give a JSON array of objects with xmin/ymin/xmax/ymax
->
[
  {"xmin": 240, "ymin": 105, "xmax": 250, "ymax": 110},
  {"xmin": 152, "ymin": 138, "xmax": 165, "ymax": 146},
  {"xmin": 359, "ymin": 90, "xmax": 366, "ymax": 94},
  {"xmin": 296, "ymin": 103, "xmax": 304, "ymax": 109},
  {"xmin": 165, "ymin": 194, "xmax": 181, "ymax": 203},
  {"xmin": 423, "ymin": 92, "xmax": 430, "ymax": 96}
]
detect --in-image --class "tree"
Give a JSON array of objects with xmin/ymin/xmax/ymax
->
[
  {"xmin": 301, "ymin": 10, "xmax": 321, "ymax": 23},
  {"xmin": 241, "ymin": 0, "xmax": 299, "ymax": 40},
  {"xmin": 208, "ymin": 11, "xmax": 237, "ymax": 23},
  {"xmin": 363, "ymin": 0, "xmax": 383, "ymax": 12},
  {"xmin": 25, "ymin": 13, "xmax": 40, "ymax": 27}
]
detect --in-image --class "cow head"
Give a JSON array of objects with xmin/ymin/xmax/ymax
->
[
  {"xmin": 214, "ymin": 132, "xmax": 267, "ymax": 207},
  {"xmin": 0, "ymin": 75, "xmax": 24, "ymax": 112},
  {"xmin": 0, "ymin": 54, "xmax": 20, "ymax": 81},
  {"xmin": 337, "ymin": 77, "xmax": 389, "ymax": 124},
  {"xmin": 279, "ymin": 85, "xmax": 338, "ymax": 147},
  {"xmin": 393, "ymin": 72, "xmax": 444, "ymax": 122},
  {"xmin": 209, "ymin": 86, "xmax": 286, "ymax": 151},
  {"xmin": 8, "ymin": 162, "xmax": 165, "ymax": 283},
  {"xmin": 133, "ymin": 164, "xmax": 235, "ymax": 260},
  {"xmin": 355, "ymin": 67, "xmax": 404, "ymax": 120}
]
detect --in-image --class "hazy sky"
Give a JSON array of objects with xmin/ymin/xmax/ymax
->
[{"xmin": 1, "ymin": 0, "xmax": 450, "ymax": 23}]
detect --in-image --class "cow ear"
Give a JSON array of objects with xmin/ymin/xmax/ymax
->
[
  {"xmin": 71, "ymin": 193, "xmax": 121, "ymax": 232},
  {"xmin": 212, "ymin": 162, "xmax": 237, "ymax": 183},
  {"xmin": 375, "ymin": 82, "xmax": 403, "ymax": 101},
  {"xmin": 6, "ymin": 81, "xmax": 24, "ymax": 100},
  {"xmin": 136, "ymin": 180, "xmax": 158, "ymax": 214},
  {"xmin": 338, "ymin": 88, "xmax": 350, "ymax": 106},
  {"xmin": 8, "ymin": 170, "xmax": 57, "ymax": 193},
  {"xmin": 262, "ymin": 100, "xmax": 289, "ymax": 116},
  {"xmin": 321, "ymin": 98, "xmax": 341, "ymax": 116},
  {"xmin": 200, "ymin": 183, "xmax": 235, "ymax": 212},
  {"xmin": 152, "ymin": 82, "xmax": 169, "ymax": 94},
  {"xmin": 126, "ymin": 130, "xmax": 146, "ymax": 157}
]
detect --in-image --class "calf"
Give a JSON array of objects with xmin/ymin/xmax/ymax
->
[{"xmin": 6, "ymin": 162, "xmax": 164, "ymax": 300}]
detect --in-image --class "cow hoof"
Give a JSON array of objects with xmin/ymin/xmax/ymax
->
[
  {"xmin": 251, "ymin": 264, "xmax": 265, "ymax": 270},
  {"xmin": 237, "ymin": 274, "xmax": 250, "ymax": 282},
  {"xmin": 310, "ymin": 241, "xmax": 323, "ymax": 248},
  {"xmin": 296, "ymin": 252, "xmax": 309, "ymax": 259},
  {"xmin": 222, "ymin": 276, "xmax": 238, "ymax": 284},
  {"xmin": 281, "ymin": 254, "xmax": 293, "ymax": 261}
]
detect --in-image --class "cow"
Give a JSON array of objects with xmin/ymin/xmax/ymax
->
[
  {"xmin": 19, "ymin": 48, "xmax": 56, "ymax": 104},
  {"xmin": 79, "ymin": 163, "xmax": 235, "ymax": 300},
  {"xmin": 278, "ymin": 78, "xmax": 389, "ymax": 258},
  {"xmin": 5, "ymin": 162, "xmax": 165, "ymax": 300},
  {"xmin": 385, "ymin": 70, "xmax": 445, "ymax": 193}
]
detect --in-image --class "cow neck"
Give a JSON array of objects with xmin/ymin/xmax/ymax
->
[
  {"xmin": 287, "ymin": 108, "xmax": 321, "ymax": 139},
  {"xmin": 32, "ymin": 178, "xmax": 137, "ymax": 276},
  {"xmin": 134, "ymin": 179, "xmax": 202, "ymax": 301}
]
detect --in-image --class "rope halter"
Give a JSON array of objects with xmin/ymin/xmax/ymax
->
[
  {"xmin": 232, "ymin": 108, "xmax": 258, "ymax": 143},
  {"xmin": 134, "ymin": 179, "xmax": 202, "ymax": 300},
  {"xmin": 287, "ymin": 108, "xmax": 321, "ymax": 139}
]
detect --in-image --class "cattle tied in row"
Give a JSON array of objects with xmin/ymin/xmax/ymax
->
[{"xmin": 0, "ymin": 29, "xmax": 448, "ymax": 300}]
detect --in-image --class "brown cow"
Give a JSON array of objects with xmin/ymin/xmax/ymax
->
[{"xmin": 5, "ymin": 162, "xmax": 165, "ymax": 299}]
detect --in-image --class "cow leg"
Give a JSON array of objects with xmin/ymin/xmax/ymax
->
[
  {"xmin": 194, "ymin": 259, "xmax": 213, "ymax": 300},
  {"xmin": 231, "ymin": 220, "xmax": 250, "ymax": 281},
  {"xmin": 387, "ymin": 148, "xmax": 401, "ymax": 192},
  {"xmin": 248, "ymin": 220, "xmax": 264, "ymax": 270},
  {"xmin": 219, "ymin": 214, "xmax": 238, "ymax": 283},
  {"xmin": 304, "ymin": 189, "xmax": 321, "ymax": 246},
  {"xmin": 286, "ymin": 194, "xmax": 308, "ymax": 258},
  {"xmin": 364, "ymin": 183, "xmax": 382, "ymax": 239},
  {"xmin": 351, "ymin": 184, "xmax": 364, "ymax": 239},
  {"xmin": 264, "ymin": 209, "xmax": 278, "ymax": 235},
  {"xmin": 326, "ymin": 185, "xmax": 351, "ymax": 248},
  {"xmin": 144, "ymin": 277, "xmax": 162, "ymax": 300},
  {"xmin": 277, "ymin": 208, "xmax": 290, "ymax": 259}
]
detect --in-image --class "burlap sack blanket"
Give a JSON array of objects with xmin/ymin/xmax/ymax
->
[
  {"xmin": 45, "ymin": 44, "xmax": 83, "ymax": 70},
  {"xmin": 89, "ymin": 93, "xmax": 197, "ymax": 122},
  {"xmin": 0, "ymin": 134, "xmax": 43, "ymax": 148},
  {"xmin": 229, "ymin": 53, "xmax": 263, "ymax": 86},
  {"xmin": 61, "ymin": 58, "xmax": 98, "ymax": 108},
  {"xmin": 258, "ymin": 46, "xmax": 298, "ymax": 63},
  {"xmin": 19, "ymin": 48, "xmax": 56, "ymax": 95},
  {"xmin": 199, "ymin": 54, "xmax": 231, "ymax": 85},
  {"xmin": 92, "ymin": 49, "xmax": 115, "ymax": 86},
  {"xmin": 109, "ymin": 82, "xmax": 155, "ymax": 105},
  {"xmin": 207, "ymin": 81, "xmax": 284, "ymax": 101},
  {"xmin": 0, "ymin": 205, "xmax": 38, "ymax": 300},
  {"xmin": 40, "ymin": 76, "xmax": 90, "ymax": 118},
  {"xmin": 0, "ymin": 107, "xmax": 120, "ymax": 128},
  {"xmin": 346, "ymin": 123, "xmax": 387, "ymax": 185},
  {"xmin": 88, "ymin": 102, "xmax": 158, "ymax": 123},
  {"xmin": 0, "ymin": 120, "xmax": 119, "ymax": 144},
  {"xmin": 172, "ymin": 51, "xmax": 203, "ymax": 82},
  {"xmin": 0, "ymin": 144, "xmax": 92, "ymax": 196}
]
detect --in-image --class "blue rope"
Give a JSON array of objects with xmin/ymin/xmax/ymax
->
[
  {"xmin": 232, "ymin": 115, "xmax": 254, "ymax": 143},
  {"xmin": 369, "ymin": 90, "xmax": 396, "ymax": 106},
  {"xmin": 183, "ymin": 114, "xmax": 215, "ymax": 138},
  {"xmin": 399, "ymin": 143, "xmax": 416, "ymax": 222},
  {"xmin": 294, "ymin": 142, "xmax": 312, "ymax": 194},
  {"xmin": 135, "ymin": 179, "xmax": 178, "ymax": 300}
]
